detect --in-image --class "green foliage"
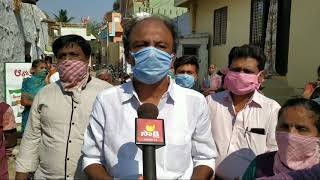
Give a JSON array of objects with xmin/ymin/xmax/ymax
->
[
  {"xmin": 87, "ymin": 21, "xmax": 102, "ymax": 38},
  {"xmin": 53, "ymin": 9, "xmax": 75, "ymax": 22}
]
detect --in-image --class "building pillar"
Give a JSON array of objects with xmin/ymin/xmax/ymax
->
[{"xmin": 189, "ymin": 0, "xmax": 197, "ymax": 33}]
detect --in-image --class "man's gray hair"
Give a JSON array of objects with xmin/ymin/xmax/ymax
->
[{"xmin": 96, "ymin": 68, "xmax": 112, "ymax": 77}]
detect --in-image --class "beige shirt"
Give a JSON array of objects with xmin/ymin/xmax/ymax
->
[
  {"xmin": 206, "ymin": 90, "xmax": 280, "ymax": 179},
  {"xmin": 16, "ymin": 77, "xmax": 112, "ymax": 179}
]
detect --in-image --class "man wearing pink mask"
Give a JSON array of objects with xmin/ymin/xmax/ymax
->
[
  {"xmin": 15, "ymin": 35, "xmax": 112, "ymax": 179},
  {"xmin": 207, "ymin": 44, "xmax": 280, "ymax": 179}
]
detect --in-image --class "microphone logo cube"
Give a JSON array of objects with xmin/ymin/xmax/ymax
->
[{"xmin": 135, "ymin": 118, "xmax": 165, "ymax": 146}]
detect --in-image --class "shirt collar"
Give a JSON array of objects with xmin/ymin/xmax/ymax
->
[
  {"xmin": 223, "ymin": 90, "xmax": 263, "ymax": 108},
  {"xmin": 120, "ymin": 78, "xmax": 176, "ymax": 104},
  {"xmin": 57, "ymin": 76, "xmax": 92, "ymax": 95}
]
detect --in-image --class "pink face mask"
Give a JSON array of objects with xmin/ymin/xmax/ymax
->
[
  {"xmin": 273, "ymin": 131, "xmax": 320, "ymax": 174},
  {"xmin": 58, "ymin": 60, "xmax": 89, "ymax": 91},
  {"xmin": 223, "ymin": 71, "xmax": 261, "ymax": 95}
]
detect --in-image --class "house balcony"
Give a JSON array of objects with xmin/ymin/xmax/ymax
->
[{"xmin": 174, "ymin": 0, "xmax": 193, "ymax": 7}]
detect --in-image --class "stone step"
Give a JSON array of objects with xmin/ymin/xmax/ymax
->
[{"xmin": 261, "ymin": 75, "xmax": 299, "ymax": 104}]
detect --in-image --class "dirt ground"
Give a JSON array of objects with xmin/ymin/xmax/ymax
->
[{"xmin": 7, "ymin": 144, "xmax": 19, "ymax": 179}]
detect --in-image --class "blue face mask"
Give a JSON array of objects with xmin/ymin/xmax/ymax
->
[
  {"xmin": 175, "ymin": 74, "xmax": 195, "ymax": 89},
  {"xmin": 131, "ymin": 47, "xmax": 172, "ymax": 84}
]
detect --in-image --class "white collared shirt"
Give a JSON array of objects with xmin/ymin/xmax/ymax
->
[
  {"xmin": 82, "ymin": 80, "xmax": 217, "ymax": 179},
  {"xmin": 206, "ymin": 90, "xmax": 280, "ymax": 179}
]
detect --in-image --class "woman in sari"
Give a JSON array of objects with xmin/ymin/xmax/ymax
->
[
  {"xmin": 21, "ymin": 59, "xmax": 47, "ymax": 133},
  {"xmin": 242, "ymin": 98, "xmax": 320, "ymax": 179}
]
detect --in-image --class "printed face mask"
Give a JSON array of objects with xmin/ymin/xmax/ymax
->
[
  {"xmin": 223, "ymin": 71, "xmax": 261, "ymax": 95},
  {"xmin": 57, "ymin": 60, "xmax": 89, "ymax": 91},
  {"xmin": 273, "ymin": 131, "xmax": 320, "ymax": 174},
  {"xmin": 34, "ymin": 69, "xmax": 48, "ymax": 79},
  {"xmin": 131, "ymin": 47, "xmax": 172, "ymax": 84}
]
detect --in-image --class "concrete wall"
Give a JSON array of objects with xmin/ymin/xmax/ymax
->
[
  {"xmin": 174, "ymin": 12, "xmax": 192, "ymax": 36},
  {"xmin": 0, "ymin": 0, "xmax": 48, "ymax": 101},
  {"xmin": 196, "ymin": 0, "xmax": 251, "ymax": 69},
  {"xmin": 107, "ymin": 42, "xmax": 120, "ymax": 66},
  {"xmin": 287, "ymin": 0, "xmax": 320, "ymax": 89}
]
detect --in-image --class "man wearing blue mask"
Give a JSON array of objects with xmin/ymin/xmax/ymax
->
[
  {"xmin": 82, "ymin": 16, "xmax": 217, "ymax": 179},
  {"xmin": 174, "ymin": 55, "xmax": 199, "ymax": 90}
]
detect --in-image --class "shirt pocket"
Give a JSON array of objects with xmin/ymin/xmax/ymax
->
[
  {"xmin": 247, "ymin": 133, "xmax": 267, "ymax": 154},
  {"xmin": 165, "ymin": 131, "xmax": 191, "ymax": 173},
  {"xmin": 165, "ymin": 143, "xmax": 191, "ymax": 173}
]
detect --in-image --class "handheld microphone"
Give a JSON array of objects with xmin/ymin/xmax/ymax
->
[{"xmin": 135, "ymin": 103, "xmax": 165, "ymax": 180}]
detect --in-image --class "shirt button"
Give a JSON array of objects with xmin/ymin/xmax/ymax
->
[
  {"xmin": 73, "ymin": 106, "xmax": 77, "ymax": 109},
  {"xmin": 69, "ymin": 140, "xmax": 72, "ymax": 143},
  {"xmin": 72, "ymin": 122, "xmax": 75, "ymax": 125},
  {"xmin": 67, "ymin": 175, "xmax": 70, "ymax": 178},
  {"xmin": 67, "ymin": 158, "xmax": 70, "ymax": 160}
]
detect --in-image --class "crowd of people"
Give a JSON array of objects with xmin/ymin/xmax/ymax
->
[{"xmin": 0, "ymin": 15, "xmax": 320, "ymax": 180}]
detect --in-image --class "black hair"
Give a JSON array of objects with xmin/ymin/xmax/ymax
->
[
  {"xmin": 52, "ymin": 35, "xmax": 91, "ymax": 58},
  {"xmin": 174, "ymin": 55, "xmax": 199, "ymax": 73},
  {"xmin": 279, "ymin": 98, "xmax": 320, "ymax": 132},
  {"xmin": 44, "ymin": 56, "xmax": 53, "ymax": 64},
  {"xmin": 122, "ymin": 15, "xmax": 178, "ymax": 59},
  {"xmin": 228, "ymin": 46, "xmax": 238, "ymax": 63},
  {"xmin": 31, "ymin": 59, "xmax": 46, "ymax": 68},
  {"xmin": 228, "ymin": 44, "xmax": 266, "ymax": 71},
  {"xmin": 311, "ymin": 87, "xmax": 320, "ymax": 100}
]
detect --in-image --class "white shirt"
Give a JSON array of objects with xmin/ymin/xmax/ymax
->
[
  {"xmin": 206, "ymin": 90, "xmax": 280, "ymax": 179},
  {"xmin": 82, "ymin": 80, "xmax": 217, "ymax": 179},
  {"xmin": 49, "ymin": 72, "xmax": 60, "ymax": 83}
]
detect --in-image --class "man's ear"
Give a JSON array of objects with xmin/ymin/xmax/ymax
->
[
  {"xmin": 258, "ymin": 70, "xmax": 265, "ymax": 84},
  {"xmin": 170, "ymin": 55, "xmax": 176, "ymax": 72},
  {"xmin": 171, "ymin": 54, "xmax": 176, "ymax": 65},
  {"xmin": 171, "ymin": 52, "xmax": 176, "ymax": 60},
  {"xmin": 194, "ymin": 74, "xmax": 199, "ymax": 82}
]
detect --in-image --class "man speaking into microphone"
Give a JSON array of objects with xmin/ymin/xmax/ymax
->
[{"xmin": 82, "ymin": 15, "xmax": 217, "ymax": 179}]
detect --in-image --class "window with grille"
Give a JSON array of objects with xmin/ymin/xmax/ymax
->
[
  {"xmin": 213, "ymin": 7, "xmax": 228, "ymax": 46},
  {"xmin": 250, "ymin": 0, "xmax": 270, "ymax": 48},
  {"xmin": 183, "ymin": 46, "xmax": 199, "ymax": 57}
]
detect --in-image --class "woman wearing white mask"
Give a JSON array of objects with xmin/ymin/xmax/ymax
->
[{"xmin": 243, "ymin": 98, "xmax": 320, "ymax": 179}]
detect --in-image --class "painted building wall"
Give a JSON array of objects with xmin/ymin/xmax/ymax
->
[
  {"xmin": 194, "ymin": 0, "xmax": 320, "ymax": 91},
  {"xmin": 287, "ymin": 0, "xmax": 320, "ymax": 89},
  {"xmin": 195, "ymin": 0, "xmax": 251, "ymax": 69},
  {"xmin": 60, "ymin": 27, "xmax": 96, "ymax": 41}
]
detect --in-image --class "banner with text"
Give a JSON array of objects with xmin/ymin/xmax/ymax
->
[{"xmin": 4, "ymin": 63, "xmax": 32, "ymax": 124}]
